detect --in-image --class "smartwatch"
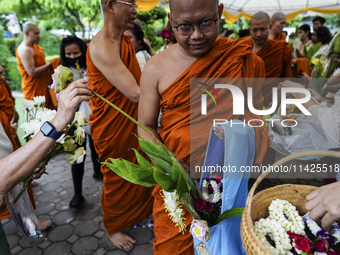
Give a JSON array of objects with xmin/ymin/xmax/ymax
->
[{"xmin": 40, "ymin": 121, "xmax": 63, "ymax": 139}]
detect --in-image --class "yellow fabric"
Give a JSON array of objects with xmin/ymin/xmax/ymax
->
[
  {"xmin": 136, "ymin": 0, "xmax": 162, "ymax": 12},
  {"xmin": 223, "ymin": 7, "xmax": 340, "ymax": 24}
]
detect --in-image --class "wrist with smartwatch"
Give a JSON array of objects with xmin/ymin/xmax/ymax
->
[{"xmin": 40, "ymin": 121, "xmax": 63, "ymax": 140}]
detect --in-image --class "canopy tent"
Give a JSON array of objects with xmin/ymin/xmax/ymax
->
[{"xmin": 136, "ymin": 0, "xmax": 340, "ymax": 23}]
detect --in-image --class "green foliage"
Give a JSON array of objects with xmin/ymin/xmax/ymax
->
[
  {"xmin": 286, "ymin": 16, "xmax": 304, "ymax": 28},
  {"xmin": 1, "ymin": 0, "xmax": 101, "ymax": 38},
  {"xmin": 137, "ymin": 7, "xmax": 167, "ymax": 52},
  {"xmin": 137, "ymin": 7, "xmax": 167, "ymax": 25},
  {"xmin": 0, "ymin": 25, "xmax": 21, "ymax": 91},
  {"xmin": 4, "ymin": 38, "xmax": 18, "ymax": 56},
  {"xmin": 38, "ymin": 31, "xmax": 61, "ymax": 56}
]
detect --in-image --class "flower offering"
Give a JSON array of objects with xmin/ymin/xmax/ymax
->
[{"xmin": 255, "ymin": 199, "xmax": 340, "ymax": 255}]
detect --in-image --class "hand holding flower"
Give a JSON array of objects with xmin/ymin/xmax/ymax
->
[{"xmin": 51, "ymin": 78, "xmax": 91, "ymax": 132}]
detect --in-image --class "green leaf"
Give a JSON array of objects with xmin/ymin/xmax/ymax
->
[
  {"xmin": 153, "ymin": 168, "xmax": 176, "ymax": 192},
  {"xmin": 172, "ymin": 160, "xmax": 190, "ymax": 196},
  {"xmin": 131, "ymin": 149, "xmax": 153, "ymax": 168},
  {"xmin": 215, "ymin": 207, "xmax": 245, "ymax": 225},
  {"xmin": 104, "ymin": 159, "xmax": 156, "ymax": 187},
  {"xmin": 138, "ymin": 137, "xmax": 171, "ymax": 164}
]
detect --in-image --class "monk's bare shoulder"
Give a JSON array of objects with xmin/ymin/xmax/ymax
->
[
  {"xmin": 17, "ymin": 44, "xmax": 33, "ymax": 59},
  {"xmin": 89, "ymin": 33, "xmax": 120, "ymax": 67},
  {"xmin": 144, "ymin": 45, "xmax": 178, "ymax": 75}
]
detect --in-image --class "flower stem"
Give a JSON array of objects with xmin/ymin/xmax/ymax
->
[{"xmin": 90, "ymin": 89, "xmax": 155, "ymax": 137}]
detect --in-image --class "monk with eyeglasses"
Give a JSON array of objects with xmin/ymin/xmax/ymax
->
[
  {"xmin": 86, "ymin": 0, "xmax": 153, "ymax": 249},
  {"xmin": 138, "ymin": 0, "xmax": 270, "ymax": 254}
]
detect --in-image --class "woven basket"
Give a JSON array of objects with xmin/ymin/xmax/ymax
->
[{"xmin": 241, "ymin": 150, "xmax": 340, "ymax": 255}]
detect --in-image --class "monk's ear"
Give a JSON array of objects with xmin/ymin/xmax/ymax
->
[
  {"xmin": 218, "ymin": 3, "xmax": 224, "ymax": 20},
  {"xmin": 106, "ymin": 0, "xmax": 115, "ymax": 14},
  {"xmin": 168, "ymin": 13, "xmax": 174, "ymax": 32}
]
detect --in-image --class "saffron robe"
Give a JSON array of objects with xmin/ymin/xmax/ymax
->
[
  {"xmin": 0, "ymin": 76, "xmax": 35, "ymax": 220},
  {"xmin": 274, "ymin": 32, "xmax": 286, "ymax": 41},
  {"xmin": 153, "ymin": 37, "xmax": 270, "ymax": 255},
  {"xmin": 87, "ymin": 35, "xmax": 153, "ymax": 234},
  {"xmin": 16, "ymin": 44, "xmax": 55, "ymax": 110},
  {"xmin": 255, "ymin": 39, "xmax": 292, "ymax": 107}
]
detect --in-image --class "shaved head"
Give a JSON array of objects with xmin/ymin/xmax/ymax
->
[
  {"xmin": 271, "ymin": 12, "xmax": 286, "ymax": 22},
  {"xmin": 250, "ymin": 12, "xmax": 270, "ymax": 26},
  {"xmin": 23, "ymin": 22, "xmax": 38, "ymax": 33},
  {"xmin": 169, "ymin": 0, "xmax": 219, "ymax": 12}
]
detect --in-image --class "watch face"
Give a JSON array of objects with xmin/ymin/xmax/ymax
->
[{"xmin": 41, "ymin": 122, "xmax": 53, "ymax": 136}]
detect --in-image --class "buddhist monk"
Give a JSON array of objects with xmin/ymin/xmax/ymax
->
[
  {"xmin": 0, "ymin": 71, "xmax": 52, "ymax": 230},
  {"xmin": 250, "ymin": 12, "xmax": 292, "ymax": 107},
  {"xmin": 16, "ymin": 22, "xmax": 55, "ymax": 110},
  {"xmin": 87, "ymin": 0, "xmax": 153, "ymax": 249},
  {"xmin": 269, "ymin": 12, "xmax": 287, "ymax": 41},
  {"xmin": 138, "ymin": 0, "xmax": 270, "ymax": 254}
]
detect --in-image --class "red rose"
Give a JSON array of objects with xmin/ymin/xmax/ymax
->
[
  {"xmin": 314, "ymin": 239, "xmax": 327, "ymax": 253},
  {"xmin": 287, "ymin": 231, "xmax": 304, "ymax": 240},
  {"xmin": 328, "ymin": 248, "xmax": 340, "ymax": 255},
  {"xmin": 294, "ymin": 236, "xmax": 311, "ymax": 252},
  {"xmin": 161, "ymin": 29, "xmax": 171, "ymax": 39},
  {"xmin": 195, "ymin": 198, "xmax": 206, "ymax": 212}
]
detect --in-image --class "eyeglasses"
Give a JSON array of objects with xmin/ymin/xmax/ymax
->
[
  {"xmin": 104, "ymin": 0, "xmax": 138, "ymax": 10},
  {"xmin": 173, "ymin": 19, "xmax": 219, "ymax": 36}
]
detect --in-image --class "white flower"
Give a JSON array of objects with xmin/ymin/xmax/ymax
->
[
  {"xmin": 74, "ymin": 112, "xmax": 87, "ymax": 127},
  {"xmin": 35, "ymin": 108, "xmax": 57, "ymax": 123},
  {"xmin": 33, "ymin": 96, "xmax": 46, "ymax": 106},
  {"xmin": 162, "ymin": 190, "xmax": 186, "ymax": 233},
  {"xmin": 68, "ymin": 147, "xmax": 86, "ymax": 164},
  {"xmin": 20, "ymin": 119, "xmax": 43, "ymax": 139},
  {"xmin": 21, "ymin": 99, "xmax": 35, "ymax": 114}
]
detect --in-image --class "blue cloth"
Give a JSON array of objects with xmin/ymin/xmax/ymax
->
[{"xmin": 193, "ymin": 120, "xmax": 255, "ymax": 255}]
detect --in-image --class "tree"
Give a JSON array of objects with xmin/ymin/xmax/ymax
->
[{"xmin": 1, "ymin": 0, "xmax": 101, "ymax": 38}]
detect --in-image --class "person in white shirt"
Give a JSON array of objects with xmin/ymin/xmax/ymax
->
[{"xmin": 124, "ymin": 24, "xmax": 151, "ymax": 72}]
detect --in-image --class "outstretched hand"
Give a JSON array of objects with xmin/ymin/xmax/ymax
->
[{"xmin": 305, "ymin": 181, "xmax": 340, "ymax": 231}]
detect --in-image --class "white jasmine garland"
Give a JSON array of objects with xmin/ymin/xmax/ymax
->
[
  {"xmin": 269, "ymin": 199, "xmax": 305, "ymax": 235},
  {"xmin": 255, "ymin": 199, "xmax": 305, "ymax": 255},
  {"xmin": 254, "ymin": 218, "xmax": 292, "ymax": 255},
  {"xmin": 202, "ymin": 179, "xmax": 221, "ymax": 203},
  {"xmin": 302, "ymin": 213, "xmax": 322, "ymax": 236},
  {"xmin": 162, "ymin": 190, "xmax": 186, "ymax": 233}
]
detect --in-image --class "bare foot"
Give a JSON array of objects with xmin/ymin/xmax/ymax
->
[
  {"xmin": 108, "ymin": 232, "xmax": 136, "ymax": 249},
  {"xmin": 31, "ymin": 181, "xmax": 38, "ymax": 187},
  {"xmin": 37, "ymin": 216, "xmax": 52, "ymax": 230}
]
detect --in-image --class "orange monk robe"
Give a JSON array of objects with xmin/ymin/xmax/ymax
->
[
  {"xmin": 255, "ymin": 39, "xmax": 292, "ymax": 107},
  {"xmin": 0, "ymin": 76, "xmax": 35, "ymax": 219},
  {"xmin": 153, "ymin": 37, "xmax": 270, "ymax": 255},
  {"xmin": 16, "ymin": 44, "xmax": 55, "ymax": 110},
  {"xmin": 87, "ymin": 35, "xmax": 153, "ymax": 234},
  {"xmin": 274, "ymin": 32, "xmax": 286, "ymax": 41},
  {"xmin": 2, "ymin": 77, "xmax": 21, "ymax": 149},
  {"xmin": 294, "ymin": 58, "xmax": 311, "ymax": 77},
  {"xmin": 48, "ymin": 57, "xmax": 61, "ymax": 108}
]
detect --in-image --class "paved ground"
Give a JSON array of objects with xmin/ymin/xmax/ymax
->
[
  {"xmin": 1, "ymin": 146, "xmax": 327, "ymax": 255},
  {"xmin": 2, "ymin": 151, "xmax": 155, "ymax": 255}
]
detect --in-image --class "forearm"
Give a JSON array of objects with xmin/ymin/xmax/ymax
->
[
  {"xmin": 29, "ymin": 62, "xmax": 52, "ymax": 77},
  {"xmin": 137, "ymin": 125, "xmax": 160, "ymax": 145},
  {"xmin": 0, "ymin": 131, "xmax": 55, "ymax": 194}
]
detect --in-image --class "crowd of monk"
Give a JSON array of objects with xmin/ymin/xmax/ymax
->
[{"xmin": 0, "ymin": 0, "xmax": 338, "ymax": 254}]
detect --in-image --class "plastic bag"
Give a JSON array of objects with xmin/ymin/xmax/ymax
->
[
  {"xmin": 5, "ymin": 183, "xmax": 42, "ymax": 238},
  {"xmin": 193, "ymin": 121, "xmax": 255, "ymax": 255}
]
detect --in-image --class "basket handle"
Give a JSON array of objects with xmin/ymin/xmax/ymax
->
[{"xmin": 246, "ymin": 150, "xmax": 340, "ymax": 207}]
